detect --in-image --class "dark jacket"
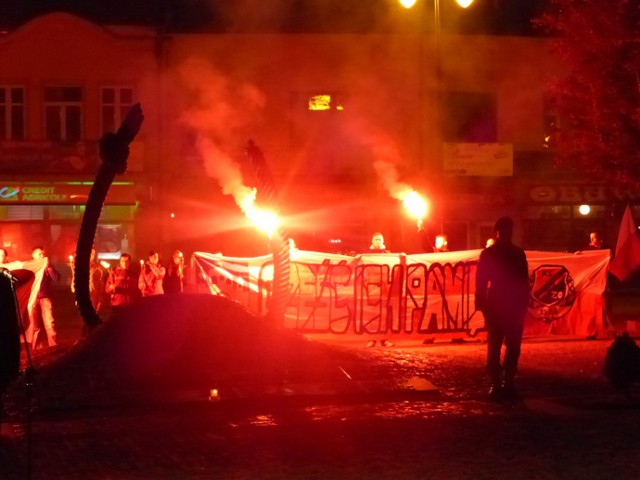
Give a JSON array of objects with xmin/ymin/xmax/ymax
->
[
  {"xmin": 164, "ymin": 262, "xmax": 184, "ymax": 294},
  {"xmin": 475, "ymin": 239, "xmax": 529, "ymax": 318},
  {"xmin": 37, "ymin": 262, "xmax": 61, "ymax": 299}
]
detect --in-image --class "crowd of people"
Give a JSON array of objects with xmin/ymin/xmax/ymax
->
[
  {"xmin": 1, "ymin": 225, "xmax": 612, "ymax": 401},
  {"xmin": 71, "ymin": 248, "xmax": 188, "ymax": 341},
  {"xmin": 0, "ymin": 246, "xmax": 189, "ymax": 351},
  {"xmin": 89, "ymin": 249, "xmax": 187, "ymax": 316}
]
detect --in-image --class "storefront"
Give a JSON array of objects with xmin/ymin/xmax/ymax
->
[
  {"xmin": 0, "ymin": 181, "xmax": 138, "ymax": 277},
  {"xmin": 520, "ymin": 183, "xmax": 638, "ymax": 252}
]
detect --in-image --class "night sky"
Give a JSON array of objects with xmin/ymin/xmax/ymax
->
[{"xmin": 0, "ymin": 0, "xmax": 547, "ymax": 35}]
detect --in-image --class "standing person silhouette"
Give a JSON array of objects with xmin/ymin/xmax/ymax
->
[
  {"xmin": 26, "ymin": 246, "xmax": 61, "ymax": 349},
  {"xmin": 70, "ymin": 247, "xmax": 104, "ymax": 313},
  {"xmin": 164, "ymin": 250, "xmax": 185, "ymax": 294},
  {"xmin": 475, "ymin": 217, "xmax": 530, "ymax": 400}
]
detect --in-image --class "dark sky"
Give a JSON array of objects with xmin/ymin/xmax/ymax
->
[{"xmin": 0, "ymin": 0, "xmax": 547, "ymax": 35}]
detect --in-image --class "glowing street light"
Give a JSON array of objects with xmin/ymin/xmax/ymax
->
[{"xmin": 399, "ymin": 0, "xmax": 473, "ymax": 9}]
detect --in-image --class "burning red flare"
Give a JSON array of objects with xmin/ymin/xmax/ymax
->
[
  {"xmin": 401, "ymin": 190, "xmax": 429, "ymax": 221},
  {"xmin": 239, "ymin": 190, "xmax": 280, "ymax": 238}
]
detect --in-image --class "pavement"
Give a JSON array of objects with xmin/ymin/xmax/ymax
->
[{"xmin": 2, "ymin": 292, "xmax": 640, "ymax": 479}]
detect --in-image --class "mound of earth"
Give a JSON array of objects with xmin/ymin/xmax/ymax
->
[{"xmin": 16, "ymin": 294, "xmax": 385, "ymax": 408}]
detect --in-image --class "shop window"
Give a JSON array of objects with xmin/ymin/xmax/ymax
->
[
  {"xmin": 44, "ymin": 86, "xmax": 83, "ymax": 141},
  {"xmin": 441, "ymin": 91, "xmax": 497, "ymax": 142},
  {"xmin": 6, "ymin": 205, "xmax": 44, "ymax": 221},
  {"xmin": 101, "ymin": 87, "xmax": 134, "ymax": 135},
  {"xmin": 47, "ymin": 205, "xmax": 84, "ymax": 220},
  {"xmin": 100, "ymin": 205, "xmax": 136, "ymax": 221},
  {"xmin": 572, "ymin": 204, "xmax": 605, "ymax": 219},
  {"xmin": 0, "ymin": 86, "xmax": 25, "ymax": 140},
  {"xmin": 46, "ymin": 205, "xmax": 136, "ymax": 221},
  {"xmin": 524, "ymin": 205, "xmax": 571, "ymax": 220},
  {"xmin": 523, "ymin": 219, "xmax": 571, "ymax": 251},
  {"xmin": 96, "ymin": 223, "xmax": 133, "ymax": 260}
]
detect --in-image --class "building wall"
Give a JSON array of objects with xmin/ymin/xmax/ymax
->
[
  {"xmin": 0, "ymin": 13, "xmax": 161, "ymax": 266},
  {"xmin": 1, "ymin": 13, "xmax": 613, "ymax": 259},
  {"xmin": 165, "ymin": 32, "xmax": 565, "ymax": 252}
]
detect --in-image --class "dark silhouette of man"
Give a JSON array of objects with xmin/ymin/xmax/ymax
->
[
  {"xmin": 475, "ymin": 216, "xmax": 529, "ymax": 400},
  {"xmin": 0, "ymin": 269, "xmax": 20, "ymax": 394}
]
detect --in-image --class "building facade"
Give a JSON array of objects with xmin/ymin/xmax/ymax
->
[
  {"xmin": 0, "ymin": 13, "xmax": 160, "ymax": 275},
  {"xmin": 0, "ymin": 12, "xmax": 628, "ymax": 270}
]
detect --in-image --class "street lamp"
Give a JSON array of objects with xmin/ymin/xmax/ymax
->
[
  {"xmin": 399, "ymin": 0, "xmax": 474, "ymax": 140},
  {"xmin": 400, "ymin": 0, "xmax": 473, "ymax": 240},
  {"xmin": 399, "ymin": 0, "xmax": 472, "ymax": 10}
]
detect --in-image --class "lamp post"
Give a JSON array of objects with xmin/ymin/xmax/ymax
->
[
  {"xmin": 399, "ymin": 0, "xmax": 473, "ymax": 161},
  {"xmin": 400, "ymin": 0, "xmax": 473, "ymax": 239}
]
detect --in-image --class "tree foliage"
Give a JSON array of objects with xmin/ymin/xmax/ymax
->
[{"xmin": 536, "ymin": 0, "xmax": 640, "ymax": 190}]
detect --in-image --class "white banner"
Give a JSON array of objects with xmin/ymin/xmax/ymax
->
[{"xmin": 192, "ymin": 248, "xmax": 610, "ymax": 339}]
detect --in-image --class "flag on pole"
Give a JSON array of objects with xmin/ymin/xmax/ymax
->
[{"xmin": 609, "ymin": 204, "xmax": 640, "ymax": 281}]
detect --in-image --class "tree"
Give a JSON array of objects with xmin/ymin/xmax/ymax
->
[{"xmin": 535, "ymin": 0, "xmax": 640, "ymax": 190}]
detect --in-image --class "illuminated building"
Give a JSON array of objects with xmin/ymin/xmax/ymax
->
[{"xmin": 0, "ymin": 9, "xmax": 629, "ymax": 267}]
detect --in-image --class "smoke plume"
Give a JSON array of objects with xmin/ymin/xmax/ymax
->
[{"xmin": 177, "ymin": 57, "xmax": 266, "ymax": 211}]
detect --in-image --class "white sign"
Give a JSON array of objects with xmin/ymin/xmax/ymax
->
[{"xmin": 443, "ymin": 143, "xmax": 513, "ymax": 176}]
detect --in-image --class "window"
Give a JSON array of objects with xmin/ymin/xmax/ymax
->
[
  {"xmin": 307, "ymin": 94, "xmax": 344, "ymax": 111},
  {"xmin": 101, "ymin": 87, "xmax": 134, "ymax": 134},
  {"xmin": 0, "ymin": 86, "xmax": 25, "ymax": 140},
  {"xmin": 5, "ymin": 205, "xmax": 44, "ymax": 221},
  {"xmin": 44, "ymin": 87, "xmax": 83, "ymax": 141},
  {"xmin": 441, "ymin": 92, "xmax": 497, "ymax": 142},
  {"xmin": 289, "ymin": 91, "xmax": 359, "ymax": 181}
]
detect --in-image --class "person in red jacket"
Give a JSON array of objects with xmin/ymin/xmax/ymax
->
[
  {"xmin": 105, "ymin": 253, "xmax": 139, "ymax": 316},
  {"xmin": 139, "ymin": 250, "xmax": 166, "ymax": 296}
]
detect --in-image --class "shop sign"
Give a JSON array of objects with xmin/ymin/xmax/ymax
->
[
  {"xmin": 0, "ymin": 182, "xmax": 136, "ymax": 205},
  {"xmin": 443, "ymin": 143, "xmax": 513, "ymax": 176},
  {"xmin": 529, "ymin": 185, "xmax": 607, "ymax": 203}
]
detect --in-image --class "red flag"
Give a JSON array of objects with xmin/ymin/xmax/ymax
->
[{"xmin": 609, "ymin": 204, "xmax": 640, "ymax": 281}]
